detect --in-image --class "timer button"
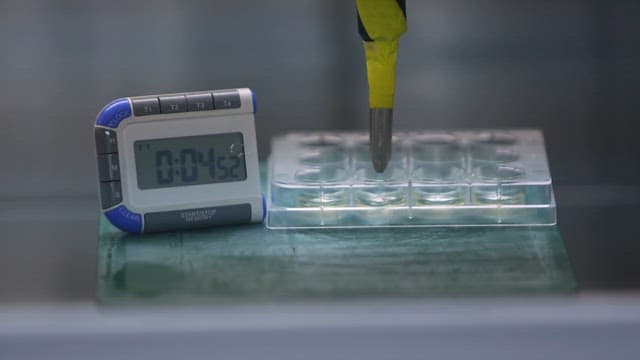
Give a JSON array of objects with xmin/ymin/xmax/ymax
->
[
  {"xmin": 132, "ymin": 97, "xmax": 160, "ymax": 116},
  {"xmin": 100, "ymin": 181, "xmax": 123, "ymax": 209},
  {"xmin": 159, "ymin": 95, "xmax": 187, "ymax": 113},
  {"xmin": 186, "ymin": 93, "xmax": 214, "ymax": 112},
  {"xmin": 94, "ymin": 128, "xmax": 118, "ymax": 154},
  {"xmin": 213, "ymin": 90, "xmax": 241, "ymax": 109},
  {"xmin": 97, "ymin": 154, "xmax": 121, "ymax": 181}
]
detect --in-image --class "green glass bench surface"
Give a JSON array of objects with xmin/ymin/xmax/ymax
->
[{"xmin": 96, "ymin": 216, "xmax": 576, "ymax": 303}]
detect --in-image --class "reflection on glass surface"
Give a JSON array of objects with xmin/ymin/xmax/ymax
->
[{"xmin": 96, "ymin": 217, "xmax": 576, "ymax": 304}]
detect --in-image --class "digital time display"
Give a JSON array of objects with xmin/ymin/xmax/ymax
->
[{"xmin": 134, "ymin": 133, "xmax": 247, "ymax": 190}]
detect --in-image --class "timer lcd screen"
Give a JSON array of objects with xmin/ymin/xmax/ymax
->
[{"xmin": 134, "ymin": 133, "xmax": 247, "ymax": 190}]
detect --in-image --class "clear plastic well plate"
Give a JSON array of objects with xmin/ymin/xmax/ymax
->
[{"xmin": 266, "ymin": 130, "xmax": 556, "ymax": 229}]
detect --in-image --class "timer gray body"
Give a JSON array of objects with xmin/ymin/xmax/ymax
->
[{"xmin": 94, "ymin": 88, "xmax": 263, "ymax": 233}]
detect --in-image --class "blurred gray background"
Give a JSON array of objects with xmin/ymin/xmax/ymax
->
[
  {"xmin": 0, "ymin": 0, "xmax": 639, "ymax": 301},
  {"xmin": 2, "ymin": 0, "xmax": 638, "ymax": 197}
]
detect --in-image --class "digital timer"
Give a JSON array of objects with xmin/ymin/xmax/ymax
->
[{"xmin": 94, "ymin": 88, "xmax": 263, "ymax": 233}]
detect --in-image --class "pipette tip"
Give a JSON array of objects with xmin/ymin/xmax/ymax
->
[{"xmin": 369, "ymin": 108, "xmax": 393, "ymax": 173}]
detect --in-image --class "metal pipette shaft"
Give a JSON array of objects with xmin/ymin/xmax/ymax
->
[{"xmin": 370, "ymin": 108, "xmax": 393, "ymax": 172}]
